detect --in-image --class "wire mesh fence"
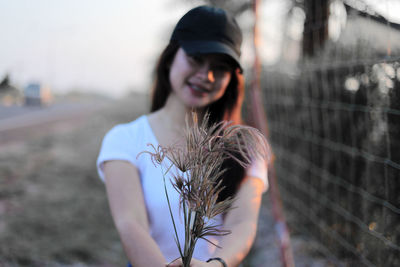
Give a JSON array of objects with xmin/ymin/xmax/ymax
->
[{"xmin": 260, "ymin": 1, "xmax": 400, "ymax": 266}]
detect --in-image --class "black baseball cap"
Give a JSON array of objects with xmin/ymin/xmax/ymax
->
[{"xmin": 170, "ymin": 6, "xmax": 243, "ymax": 70}]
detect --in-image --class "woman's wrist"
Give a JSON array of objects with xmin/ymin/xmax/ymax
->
[{"xmin": 206, "ymin": 257, "xmax": 227, "ymax": 267}]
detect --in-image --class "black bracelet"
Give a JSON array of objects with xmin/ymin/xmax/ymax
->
[{"xmin": 206, "ymin": 257, "xmax": 227, "ymax": 267}]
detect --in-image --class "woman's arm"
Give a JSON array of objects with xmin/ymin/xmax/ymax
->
[
  {"xmin": 103, "ymin": 160, "xmax": 166, "ymax": 267},
  {"xmin": 211, "ymin": 175, "xmax": 265, "ymax": 267}
]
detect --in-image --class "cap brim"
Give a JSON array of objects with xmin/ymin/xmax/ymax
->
[{"xmin": 179, "ymin": 40, "xmax": 242, "ymax": 71}]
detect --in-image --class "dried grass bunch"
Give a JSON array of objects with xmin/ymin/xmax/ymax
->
[{"xmin": 140, "ymin": 112, "xmax": 269, "ymax": 266}]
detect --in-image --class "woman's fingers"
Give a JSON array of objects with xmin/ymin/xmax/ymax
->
[
  {"xmin": 166, "ymin": 257, "xmax": 211, "ymax": 266},
  {"xmin": 187, "ymin": 258, "xmax": 209, "ymax": 267},
  {"xmin": 166, "ymin": 257, "xmax": 183, "ymax": 266}
]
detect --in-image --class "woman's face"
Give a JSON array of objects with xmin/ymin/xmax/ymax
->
[{"xmin": 169, "ymin": 48, "xmax": 233, "ymax": 109}]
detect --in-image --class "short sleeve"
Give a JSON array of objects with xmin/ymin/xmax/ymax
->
[
  {"xmin": 246, "ymin": 157, "xmax": 268, "ymax": 192},
  {"xmin": 96, "ymin": 125, "xmax": 138, "ymax": 182}
]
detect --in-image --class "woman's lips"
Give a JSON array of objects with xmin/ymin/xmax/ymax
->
[{"xmin": 187, "ymin": 83, "xmax": 210, "ymax": 97}]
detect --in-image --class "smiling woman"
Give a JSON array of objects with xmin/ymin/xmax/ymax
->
[{"xmin": 97, "ymin": 5, "xmax": 270, "ymax": 267}]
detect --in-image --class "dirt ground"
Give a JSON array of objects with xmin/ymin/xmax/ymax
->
[{"xmin": 0, "ymin": 94, "xmax": 337, "ymax": 267}]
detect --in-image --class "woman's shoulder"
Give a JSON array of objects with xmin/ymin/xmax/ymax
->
[
  {"xmin": 106, "ymin": 115, "xmax": 149, "ymax": 138},
  {"xmin": 97, "ymin": 115, "xmax": 151, "ymax": 181},
  {"xmin": 100, "ymin": 114, "xmax": 155, "ymax": 153}
]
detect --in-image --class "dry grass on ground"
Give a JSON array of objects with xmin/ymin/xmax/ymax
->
[{"xmin": 0, "ymin": 94, "xmax": 149, "ymax": 266}]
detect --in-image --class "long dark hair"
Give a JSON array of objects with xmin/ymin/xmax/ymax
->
[{"xmin": 150, "ymin": 41, "xmax": 246, "ymax": 201}]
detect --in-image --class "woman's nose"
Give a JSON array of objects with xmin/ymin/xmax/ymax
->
[
  {"xmin": 197, "ymin": 63, "xmax": 215, "ymax": 83},
  {"xmin": 207, "ymin": 70, "xmax": 215, "ymax": 83}
]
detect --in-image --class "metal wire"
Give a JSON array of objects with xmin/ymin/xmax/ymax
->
[
  {"xmin": 274, "ymin": 143, "xmax": 400, "ymax": 215},
  {"xmin": 269, "ymin": 120, "xmax": 400, "ymax": 176},
  {"xmin": 278, "ymin": 184, "xmax": 376, "ymax": 267},
  {"xmin": 260, "ymin": 1, "xmax": 400, "ymax": 265},
  {"xmin": 275, "ymin": 146, "xmax": 400, "ymax": 251}
]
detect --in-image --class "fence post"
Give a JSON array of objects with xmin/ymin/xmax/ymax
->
[{"xmin": 249, "ymin": 1, "xmax": 295, "ymax": 266}]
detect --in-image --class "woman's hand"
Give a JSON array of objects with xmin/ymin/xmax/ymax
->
[{"xmin": 167, "ymin": 257, "xmax": 221, "ymax": 267}]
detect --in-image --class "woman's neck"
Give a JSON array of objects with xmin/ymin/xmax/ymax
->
[
  {"xmin": 148, "ymin": 93, "xmax": 204, "ymax": 147},
  {"xmin": 160, "ymin": 93, "xmax": 205, "ymax": 127}
]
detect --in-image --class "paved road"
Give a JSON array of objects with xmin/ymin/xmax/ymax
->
[{"xmin": 0, "ymin": 101, "xmax": 106, "ymax": 145}]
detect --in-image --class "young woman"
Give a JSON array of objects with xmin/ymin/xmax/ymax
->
[{"xmin": 97, "ymin": 6, "xmax": 269, "ymax": 267}]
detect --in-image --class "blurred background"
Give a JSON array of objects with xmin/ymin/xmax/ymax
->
[{"xmin": 1, "ymin": 0, "xmax": 399, "ymax": 266}]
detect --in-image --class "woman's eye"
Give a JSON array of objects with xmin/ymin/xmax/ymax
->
[
  {"xmin": 212, "ymin": 64, "xmax": 231, "ymax": 72},
  {"xmin": 188, "ymin": 55, "xmax": 203, "ymax": 65}
]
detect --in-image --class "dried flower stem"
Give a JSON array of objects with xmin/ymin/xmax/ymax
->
[
  {"xmin": 161, "ymin": 164, "xmax": 184, "ymax": 259},
  {"xmin": 140, "ymin": 112, "xmax": 269, "ymax": 267}
]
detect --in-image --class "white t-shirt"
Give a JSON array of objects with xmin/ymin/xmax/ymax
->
[{"xmin": 96, "ymin": 115, "xmax": 267, "ymax": 262}]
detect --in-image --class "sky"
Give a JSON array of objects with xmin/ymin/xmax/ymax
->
[
  {"xmin": 0, "ymin": 0, "xmax": 194, "ymax": 97},
  {"xmin": 357, "ymin": 0, "xmax": 400, "ymax": 24},
  {"xmin": 0, "ymin": 0, "xmax": 399, "ymax": 98}
]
